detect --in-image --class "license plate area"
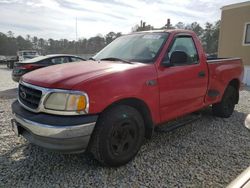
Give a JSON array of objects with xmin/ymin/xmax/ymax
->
[{"xmin": 11, "ymin": 119, "xmax": 20, "ymax": 136}]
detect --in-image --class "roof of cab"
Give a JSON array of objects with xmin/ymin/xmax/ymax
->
[{"xmin": 132, "ymin": 29, "xmax": 195, "ymax": 35}]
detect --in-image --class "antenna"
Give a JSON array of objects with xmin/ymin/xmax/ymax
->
[{"xmin": 75, "ymin": 17, "xmax": 78, "ymax": 54}]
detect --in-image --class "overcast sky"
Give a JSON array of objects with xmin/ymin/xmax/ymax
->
[{"xmin": 0, "ymin": 0, "xmax": 247, "ymax": 40}]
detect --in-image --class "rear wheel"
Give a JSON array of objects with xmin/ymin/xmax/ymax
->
[
  {"xmin": 89, "ymin": 105, "xmax": 145, "ymax": 167},
  {"xmin": 212, "ymin": 85, "xmax": 238, "ymax": 118}
]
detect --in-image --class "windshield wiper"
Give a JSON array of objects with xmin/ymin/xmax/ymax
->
[
  {"xmin": 89, "ymin": 57, "xmax": 96, "ymax": 61},
  {"xmin": 100, "ymin": 57, "xmax": 133, "ymax": 64}
]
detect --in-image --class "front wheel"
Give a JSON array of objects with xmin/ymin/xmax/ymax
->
[
  {"xmin": 212, "ymin": 85, "xmax": 238, "ymax": 118},
  {"xmin": 89, "ymin": 105, "xmax": 145, "ymax": 167}
]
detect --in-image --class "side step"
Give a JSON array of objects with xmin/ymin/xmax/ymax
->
[{"xmin": 155, "ymin": 113, "xmax": 202, "ymax": 132}]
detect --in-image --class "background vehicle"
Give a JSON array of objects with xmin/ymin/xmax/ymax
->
[
  {"xmin": 0, "ymin": 55, "xmax": 6, "ymax": 64},
  {"xmin": 11, "ymin": 30, "xmax": 243, "ymax": 167},
  {"xmin": 12, "ymin": 54, "xmax": 85, "ymax": 82},
  {"xmin": 6, "ymin": 50, "xmax": 39, "ymax": 69},
  {"xmin": 6, "ymin": 56, "xmax": 18, "ymax": 69},
  {"xmin": 17, "ymin": 50, "xmax": 39, "ymax": 62}
]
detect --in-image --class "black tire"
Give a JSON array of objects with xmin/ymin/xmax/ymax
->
[
  {"xmin": 212, "ymin": 85, "xmax": 237, "ymax": 118},
  {"xmin": 89, "ymin": 105, "xmax": 145, "ymax": 167}
]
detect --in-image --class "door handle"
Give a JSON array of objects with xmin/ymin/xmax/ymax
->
[{"xmin": 198, "ymin": 71, "xmax": 206, "ymax": 78}]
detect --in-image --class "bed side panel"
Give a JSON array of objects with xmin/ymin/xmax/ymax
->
[{"xmin": 205, "ymin": 59, "xmax": 244, "ymax": 105}]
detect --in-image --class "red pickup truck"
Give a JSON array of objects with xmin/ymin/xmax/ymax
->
[{"xmin": 11, "ymin": 30, "xmax": 244, "ymax": 167}]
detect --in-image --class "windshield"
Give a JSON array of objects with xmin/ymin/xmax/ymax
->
[{"xmin": 93, "ymin": 32, "xmax": 169, "ymax": 63}]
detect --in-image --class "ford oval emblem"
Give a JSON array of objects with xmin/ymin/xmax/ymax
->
[{"xmin": 20, "ymin": 91, "xmax": 27, "ymax": 99}]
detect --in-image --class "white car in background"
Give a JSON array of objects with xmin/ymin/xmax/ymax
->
[
  {"xmin": 17, "ymin": 50, "xmax": 39, "ymax": 62},
  {"xmin": 7, "ymin": 50, "xmax": 39, "ymax": 69}
]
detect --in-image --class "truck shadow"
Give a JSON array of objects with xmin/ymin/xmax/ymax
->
[{"xmin": 1, "ymin": 108, "xmax": 249, "ymax": 187}]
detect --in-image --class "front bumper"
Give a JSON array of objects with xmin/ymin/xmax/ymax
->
[{"xmin": 11, "ymin": 100, "xmax": 98, "ymax": 153}]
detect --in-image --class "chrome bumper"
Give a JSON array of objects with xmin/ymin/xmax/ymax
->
[
  {"xmin": 11, "ymin": 100, "xmax": 97, "ymax": 153},
  {"xmin": 13, "ymin": 113, "xmax": 95, "ymax": 139}
]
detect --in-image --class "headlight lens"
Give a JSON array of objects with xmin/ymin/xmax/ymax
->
[{"xmin": 44, "ymin": 92, "xmax": 88, "ymax": 113}]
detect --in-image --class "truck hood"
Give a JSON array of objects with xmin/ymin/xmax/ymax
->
[{"xmin": 22, "ymin": 61, "xmax": 145, "ymax": 89}]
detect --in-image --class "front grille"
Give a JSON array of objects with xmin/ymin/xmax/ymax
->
[{"xmin": 19, "ymin": 84, "xmax": 42, "ymax": 109}]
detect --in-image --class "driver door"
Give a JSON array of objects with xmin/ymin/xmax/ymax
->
[{"xmin": 158, "ymin": 35, "xmax": 208, "ymax": 122}]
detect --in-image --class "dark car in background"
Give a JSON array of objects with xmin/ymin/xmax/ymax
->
[{"xmin": 12, "ymin": 54, "xmax": 85, "ymax": 82}]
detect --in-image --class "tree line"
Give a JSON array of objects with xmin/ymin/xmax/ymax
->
[
  {"xmin": 133, "ymin": 19, "xmax": 220, "ymax": 54},
  {"xmin": 0, "ymin": 31, "xmax": 122, "ymax": 56},
  {"xmin": 0, "ymin": 20, "xmax": 220, "ymax": 56}
]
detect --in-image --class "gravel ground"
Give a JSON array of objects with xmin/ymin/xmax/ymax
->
[
  {"xmin": 0, "ymin": 65, "xmax": 18, "ymax": 92},
  {"xmin": 0, "ymin": 65, "xmax": 249, "ymax": 187}
]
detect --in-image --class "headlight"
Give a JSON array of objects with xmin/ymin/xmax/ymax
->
[{"xmin": 44, "ymin": 92, "xmax": 88, "ymax": 114}]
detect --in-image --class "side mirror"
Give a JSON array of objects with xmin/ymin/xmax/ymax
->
[
  {"xmin": 170, "ymin": 51, "xmax": 188, "ymax": 64},
  {"xmin": 161, "ymin": 55, "xmax": 173, "ymax": 67}
]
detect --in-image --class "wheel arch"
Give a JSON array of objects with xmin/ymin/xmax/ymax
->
[{"xmin": 101, "ymin": 97, "xmax": 154, "ymax": 139}]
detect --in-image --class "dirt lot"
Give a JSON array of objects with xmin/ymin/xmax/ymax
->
[
  {"xmin": 0, "ymin": 65, "xmax": 18, "ymax": 99},
  {"xmin": 0, "ymin": 65, "xmax": 249, "ymax": 187},
  {"xmin": 0, "ymin": 65, "xmax": 18, "ymax": 91}
]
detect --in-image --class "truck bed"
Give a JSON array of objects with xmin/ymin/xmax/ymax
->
[{"xmin": 205, "ymin": 57, "xmax": 244, "ymax": 105}]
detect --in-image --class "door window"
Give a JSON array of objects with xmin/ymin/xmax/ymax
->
[{"xmin": 165, "ymin": 36, "xmax": 199, "ymax": 65}]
